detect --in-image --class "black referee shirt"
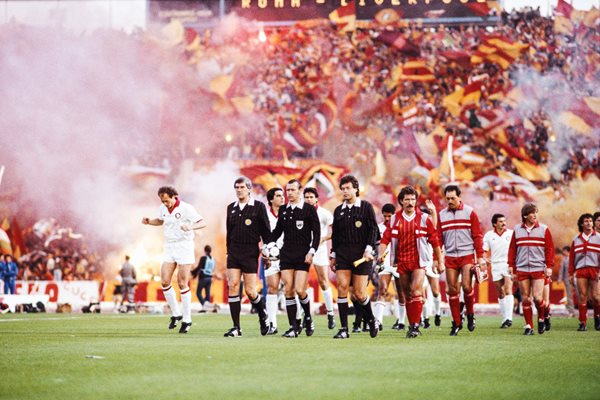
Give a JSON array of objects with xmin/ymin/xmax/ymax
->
[
  {"xmin": 226, "ymin": 198, "xmax": 271, "ymax": 250},
  {"xmin": 269, "ymin": 201, "xmax": 320, "ymax": 259},
  {"xmin": 331, "ymin": 198, "xmax": 379, "ymax": 256}
]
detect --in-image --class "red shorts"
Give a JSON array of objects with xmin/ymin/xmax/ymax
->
[
  {"xmin": 397, "ymin": 261, "xmax": 422, "ymax": 275},
  {"xmin": 445, "ymin": 255, "xmax": 475, "ymax": 270},
  {"xmin": 575, "ymin": 267, "xmax": 599, "ymax": 280},
  {"xmin": 516, "ymin": 271, "xmax": 545, "ymax": 281}
]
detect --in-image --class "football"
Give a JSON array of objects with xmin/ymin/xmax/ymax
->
[{"xmin": 264, "ymin": 242, "xmax": 280, "ymax": 260}]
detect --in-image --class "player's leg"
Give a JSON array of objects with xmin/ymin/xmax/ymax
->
[
  {"xmin": 460, "ymin": 263, "xmax": 476, "ymax": 331},
  {"xmin": 295, "ymin": 269, "xmax": 314, "ymax": 336},
  {"xmin": 265, "ymin": 269, "xmax": 281, "ymax": 334},
  {"xmin": 161, "ymin": 262, "xmax": 182, "ymax": 329},
  {"xmin": 428, "ymin": 274, "xmax": 442, "ymax": 326},
  {"xmin": 393, "ymin": 277, "xmax": 407, "ymax": 330},
  {"xmin": 352, "ymin": 273, "xmax": 378, "ymax": 338},
  {"xmin": 519, "ymin": 278, "xmax": 534, "ymax": 335},
  {"xmin": 407, "ymin": 269, "xmax": 425, "ymax": 338},
  {"xmin": 225, "ymin": 268, "xmax": 243, "ymax": 336},
  {"xmin": 374, "ymin": 273, "xmax": 391, "ymax": 330},
  {"xmin": 503, "ymin": 274, "xmax": 514, "ymax": 326},
  {"xmin": 333, "ymin": 270, "xmax": 351, "ymax": 338},
  {"xmin": 281, "ymin": 269, "xmax": 299, "ymax": 337},
  {"xmin": 590, "ymin": 275, "xmax": 600, "ymax": 330},
  {"xmin": 531, "ymin": 278, "xmax": 546, "ymax": 334},
  {"xmin": 543, "ymin": 278, "xmax": 552, "ymax": 331},
  {"xmin": 315, "ymin": 264, "xmax": 335, "ymax": 329},
  {"xmin": 494, "ymin": 277, "xmax": 507, "ymax": 327},
  {"xmin": 175, "ymin": 263, "xmax": 193, "ymax": 333},
  {"xmin": 446, "ymin": 267, "xmax": 462, "ymax": 335},
  {"xmin": 576, "ymin": 276, "xmax": 589, "ymax": 330}
]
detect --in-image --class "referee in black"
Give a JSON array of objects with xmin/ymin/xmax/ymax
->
[
  {"xmin": 224, "ymin": 176, "xmax": 271, "ymax": 337},
  {"xmin": 330, "ymin": 175, "xmax": 380, "ymax": 339},
  {"xmin": 265, "ymin": 179, "xmax": 320, "ymax": 338}
]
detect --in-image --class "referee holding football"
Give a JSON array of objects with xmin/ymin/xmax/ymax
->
[
  {"xmin": 265, "ymin": 179, "xmax": 320, "ymax": 338},
  {"xmin": 330, "ymin": 175, "xmax": 380, "ymax": 339},
  {"xmin": 224, "ymin": 176, "xmax": 271, "ymax": 337}
]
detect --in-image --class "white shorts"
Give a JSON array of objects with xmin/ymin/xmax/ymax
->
[
  {"xmin": 264, "ymin": 260, "xmax": 281, "ymax": 277},
  {"xmin": 313, "ymin": 247, "xmax": 329, "ymax": 266},
  {"xmin": 163, "ymin": 240, "xmax": 195, "ymax": 265},
  {"xmin": 491, "ymin": 262, "xmax": 511, "ymax": 282}
]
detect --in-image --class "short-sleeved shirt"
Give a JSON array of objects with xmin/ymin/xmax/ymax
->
[
  {"xmin": 158, "ymin": 199, "xmax": 202, "ymax": 243},
  {"xmin": 483, "ymin": 229, "xmax": 513, "ymax": 265}
]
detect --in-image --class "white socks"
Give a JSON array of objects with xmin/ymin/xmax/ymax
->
[
  {"xmin": 267, "ymin": 294, "xmax": 278, "ymax": 328},
  {"xmin": 322, "ymin": 287, "xmax": 334, "ymax": 315},
  {"xmin": 397, "ymin": 300, "xmax": 406, "ymax": 324},
  {"xmin": 504, "ymin": 295, "xmax": 514, "ymax": 321},
  {"xmin": 374, "ymin": 301, "xmax": 386, "ymax": 324},
  {"xmin": 162, "ymin": 285, "xmax": 181, "ymax": 317},
  {"xmin": 180, "ymin": 288, "xmax": 192, "ymax": 323},
  {"xmin": 295, "ymin": 295, "xmax": 303, "ymax": 319},
  {"xmin": 432, "ymin": 294, "xmax": 441, "ymax": 316}
]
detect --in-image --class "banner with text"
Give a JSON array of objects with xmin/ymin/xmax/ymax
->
[
  {"xmin": 15, "ymin": 281, "xmax": 100, "ymax": 306},
  {"xmin": 149, "ymin": 0, "xmax": 495, "ymax": 24}
]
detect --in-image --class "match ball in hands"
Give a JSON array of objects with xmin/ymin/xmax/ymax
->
[{"xmin": 265, "ymin": 242, "xmax": 280, "ymax": 260}]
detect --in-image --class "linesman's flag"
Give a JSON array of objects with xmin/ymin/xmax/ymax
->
[{"xmin": 329, "ymin": 1, "xmax": 356, "ymax": 33}]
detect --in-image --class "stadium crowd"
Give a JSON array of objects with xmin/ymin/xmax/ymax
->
[{"xmin": 0, "ymin": 5, "xmax": 598, "ymax": 295}]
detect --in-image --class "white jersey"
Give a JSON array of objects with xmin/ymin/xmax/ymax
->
[
  {"xmin": 378, "ymin": 222, "xmax": 392, "ymax": 268},
  {"xmin": 483, "ymin": 228, "xmax": 513, "ymax": 265},
  {"xmin": 158, "ymin": 199, "xmax": 202, "ymax": 243},
  {"xmin": 315, "ymin": 206, "xmax": 333, "ymax": 253},
  {"xmin": 267, "ymin": 207, "xmax": 284, "ymax": 248}
]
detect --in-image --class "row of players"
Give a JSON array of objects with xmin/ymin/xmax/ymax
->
[{"xmin": 141, "ymin": 176, "xmax": 600, "ymax": 337}]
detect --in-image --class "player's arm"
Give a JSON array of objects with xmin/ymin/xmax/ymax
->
[
  {"xmin": 182, "ymin": 219, "xmax": 207, "ymax": 231},
  {"xmin": 470, "ymin": 211, "xmax": 485, "ymax": 266},
  {"xmin": 363, "ymin": 202, "xmax": 378, "ymax": 261},
  {"xmin": 507, "ymin": 231, "xmax": 516, "ymax": 276},
  {"xmin": 141, "ymin": 217, "xmax": 163, "ymax": 226},
  {"xmin": 544, "ymin": 228, "xmax": 555, "ymax": 277},
  {"xmin": 568, "ymin": 241, "xmax": 575, "ymax": 284},
  {"xmin": 377, "ymin": 225, "xmax": 392, "ymax": 264}
]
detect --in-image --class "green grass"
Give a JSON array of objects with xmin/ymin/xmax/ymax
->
[{"xmin": 1, "ymin": 314, "xmax": 599, "ymax": 400}]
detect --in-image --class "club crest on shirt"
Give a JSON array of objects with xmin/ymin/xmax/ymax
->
[
  {"xmin": 175, "ymin": 213, "xmax": 181, "ymax": 219},
  {"xmin": 245, "ymin": 218, "xmax": 252, "ymax": 226},
  {"xmin": 355, "ymin": 220, "xmax": 362, "ymax": 228},
  {"xmin": 296, "ymin": 220, "xmax": 304, "ymax": 229}
]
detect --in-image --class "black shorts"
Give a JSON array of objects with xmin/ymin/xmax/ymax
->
[
  {"xmin": 280, "ymin": 245, "xmax": 311, "ymax": 272},
  {"xmin": 280, "ymin": 261, "xmax": 311, "ymax": 272},
  {"xmin": 227, "ymin": 244, "xmax": 259, "ymax": 274},
  {"xmin": 335, "ymin": 244, "xmax": 373, "ymax": 276}
]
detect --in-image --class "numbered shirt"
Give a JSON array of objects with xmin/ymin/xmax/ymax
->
[{"xmin": 158, "ymin": 199, "xmax": 202, "ymax": 243}]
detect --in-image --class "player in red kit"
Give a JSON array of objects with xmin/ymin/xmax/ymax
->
[
  {"xmin": 508, "ymin": 203, "xmax": 554, "ymax": 335},
  {"xmin": 438, "ymin": 185, "xmax": 486, "ymax": 336},
  {"xmin": 378, "ymin": 186, "xmax": 444, "ymax": 338}
]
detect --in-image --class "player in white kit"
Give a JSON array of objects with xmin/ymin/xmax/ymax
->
[
  {"xmin": 264, "ymin": 187, "xmax": 286, "ymax": 335},
  {"xmin": 483, "ymin": 213, "xmax": 514, "ymax": 328},
  {"xmin": 303, "ymin": 187, "xmax": 336, "ymax": 329},
  {"xmin": 142, "ymin": 186, "xmax": 206, "ymax": 333}
]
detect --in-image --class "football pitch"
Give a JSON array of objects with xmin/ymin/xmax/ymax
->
[{"xmin": 1, "ymin": 314, "xmax": 599, "ymax": 400}]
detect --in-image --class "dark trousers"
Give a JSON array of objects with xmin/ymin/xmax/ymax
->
[{"xmin": 196, "ymin": 277, "xmax": 213, "ymax": 305}]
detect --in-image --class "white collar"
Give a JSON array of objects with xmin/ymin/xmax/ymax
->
[
  {"xmin": 234, "ymin": 198, "xmax": 255, "ymax": 208},
  {"xmin": 582, "ymin": 232, "xmax": 591, "ymax": 241},
  {"xmin": 288, "ymin": 200, "xmax": 304, "ymax": 209},
  {"xmin": 342, "ymin": 198, "xmax": 362, "ymax": 209},
  {"xmin": 402, "ymin": 211, "xmax": 416, "ymax": 221}
]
